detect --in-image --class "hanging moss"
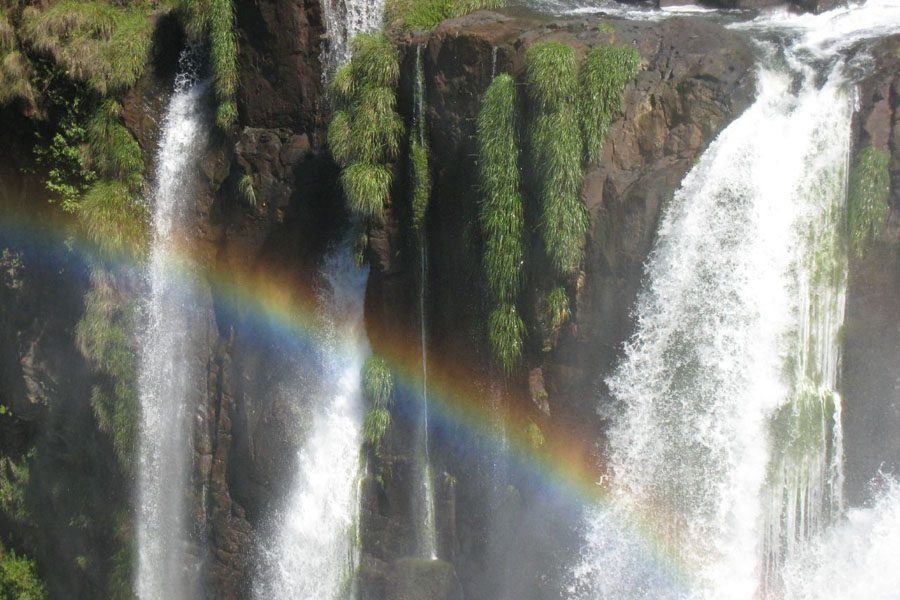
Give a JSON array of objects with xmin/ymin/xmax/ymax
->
[
  {"xmin": 327, "ymin": 33, "xmax": 403, "ymax": 219},
  {"xmin": 21, "ymin": 1, "xmax": 154, "ymax": 95},
  {"xmin": 488, "ymin": 303, "xmax": 525, "ymax": 374},
  {"xmin": 0, "ymin": 542, "xmax": 45, "ymax": 600},
  {"xmin": 87, "ymin": 100, "xmax": 144, "ymax": 191},
  {"xmin": 386, "ymin": 0, "xmax": 507, "ymax": 31},
  {"xmin": 848, "ymin": 145, "xmax": 891, "ymax": 257},
  {"xmin": 580, "ymin": 45, "xmax": 640, "ymax": 164}
]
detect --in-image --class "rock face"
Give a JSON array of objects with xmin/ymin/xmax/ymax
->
[
  {"xmin": 359, "ymin": 10, "xmax": 757, "ymax": 599},
  {"xmin": 843, "ymin": 34, "xmax": 900, "ymax": 506}
]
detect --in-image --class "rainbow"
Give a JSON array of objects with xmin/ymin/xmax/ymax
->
[{"xmin": 0, "ymin": 204, "xmax": 694, "ymax": 590}]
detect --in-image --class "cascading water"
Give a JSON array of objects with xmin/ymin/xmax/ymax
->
[
  {"xmin": 136, "ymin": 53, "xmax": 209, "ymax": 600},
  {"xmin": 570, "ymin": 2, "xmax": 900, "ymax": 598},
  {"xmin": 254, "ymin": 243, "xmax": 369, "ymax": 599},
  {"xmin": 413, "ymin": 44, "xmax": 439, "ymax": 560},
  {"xmin": 321, "ymin": 0, "xmax": 386, "ymax": 73}
]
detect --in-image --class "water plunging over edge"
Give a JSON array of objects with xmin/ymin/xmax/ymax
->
[
  {"xmin": 321, "ymin": 0, "xmax": 387, "ymax": 76},
  {"xmin": 253, "ymin": 242, "xmax": 369, "ymax": 599},
  {"xmin": 136, "ymin": 51, "xmax": 210, "ymax": 600}
]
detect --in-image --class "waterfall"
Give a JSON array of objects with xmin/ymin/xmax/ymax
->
[
  {"xmin": 136, "ymin": 52, "xmax": 209, "ymax": 600},
  {"xmin": 321, "ymin": 0, "xmax": 386, "ymax": 74},
  {"xmin": 569, "ymin": 3, "xmax": 900, "ymax": 598},
  {"xmin": 413, "ymin": 44, "xmax": 439, "ymax": 560},
  {"xmin": 254, "ymin": 243, "xmax": 369, "ymax": 599}
]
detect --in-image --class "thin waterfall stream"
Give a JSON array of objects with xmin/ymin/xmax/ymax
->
[
  {"xmin": 136, "ymin": 52, "xmax": 210, "ymax": 600},
  {"xmin": 570, "ymin": 2, "xmax": 900, "ymax": 599}
]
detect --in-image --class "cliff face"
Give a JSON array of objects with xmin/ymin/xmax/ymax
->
[
  {"xmin": 0, "ymin": 3, "xmax": 898, "ymax": 600},
  {"xmin": 844, "ymin": 34, "xmax": 900, "ymax": 506}
]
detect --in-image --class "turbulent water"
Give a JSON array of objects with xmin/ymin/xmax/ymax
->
[
  {"xmin": 570, "ymin": 2, "xmax": 900, "ymax": 599},
  {"xmin": 136, "ymin": 55, "xmax": 209, "ymax": 600},
  {"xmin": 321, "ymin": 0, "xmax": 386, "ymax": 73},
  {"xmin": 254, "ymin": 244, "xmax": 369, "ymax": 599}
]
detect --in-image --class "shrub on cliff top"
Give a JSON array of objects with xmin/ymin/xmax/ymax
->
[
  {"xmin": 386, "ymin": 0, "xmax": 507, "ymax": 31},
  {"xmin": 21, "ymin": 0, "xmax": 154, "ymax": 95},
  {"xmin": 581, "ymin": 45, "xmax": 640, "ymax": 164},
  {"xmin": 848, "ymin": 145, "xmax": 891, "ymax": 257}
]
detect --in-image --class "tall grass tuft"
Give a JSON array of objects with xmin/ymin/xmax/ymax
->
[
  {"xmin": 545, "ymin": 286, "xmax": 570, "ymax": 335},
  {"xmin": 21, "ymin": 1, "xmax": 153, "ymax": 95},
  {"xmin": 363, "ymin": 354, "xmax": 395, "ymax": 409},
  {"xmin": 580, "ymin": 45, "xmax": 639, "ymax": 164},
  {"xmin": 238, "ymin": 173, "xmax": 256, "ymax": 206},
  {"xmin": 328, "ymin": 33, "xmax": 402, "ymax": 219},
  {"xmin": 87, "ymin": 100, "xmax": 143, "ymax": 191},
  {"xmin": 76, "ymin": 270, "xmax": 140, "ymax": 473},
  {"xmin": 488, "ymin": 303, "xmax": 525, "ymax": 374},
  {"xmin": 848, "ymin": 146, "xmax": 891, "ymax": 257},
  {"xmin": 0, "ymin": 9, "xmax": 38, "ymax": 110},
  {"xmin": 78, "ymin": 180, "xmax": 149, "ymax": 260},
  {"xmin": 386, "ymin": 0, "xmax": 507, "ymax": 31},
  {"xmin": 526, "ymin": 43, "xmax": 587, "ymax": 276}
]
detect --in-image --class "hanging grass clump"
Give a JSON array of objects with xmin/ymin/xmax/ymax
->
[
  {"xmin": 580, "ymin": 45, "xmax": 640, "ymax": 164},
  {"xmin": 327, "ymin": 33, "xmax": 403, "ymax": 219}
]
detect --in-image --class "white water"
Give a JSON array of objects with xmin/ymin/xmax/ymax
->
[
  {"xmin": 321, "ymin": 0, "xmax": 386, "ymax": 73},
  {"xmin": 254, "ymin": 244, "xmax": 369, "ymax": 599},
  {"xmin": 136, "ymin": 54, "xmax": 209, "ymax": 600},
  {"xmin": 570, "ymin": 2, "xmax": 900, "ymax": 598}
]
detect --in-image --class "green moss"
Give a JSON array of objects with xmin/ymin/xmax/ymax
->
[
  {"xmin": 580, "ymin": 45, "xmax": 639, "ymax": 164},
  {"xmin": 21, "ymin": 1, "xmax": 154, "ymax": 95},
  {"xmin": 0, "ymin": 543, "xmax": 45, "ymax": 600},
  {"xmin": 525, "ymin": 419, "xmax": 545, "ymax": 449},
  {"xmin": 79, "ymin": 180, "xmax": 149, "ymax": 259},
  {"xmin": 238, "ymin": 173, "xmax": 256, "ymax": 206},
  {"xmin": 386, "ymin": 0, "xmax": 506, "ymax": 31},
  {"xmin": 328, "ymin": 34, "xmax": 403, "ymax": 219},
  {"xmin": 488, "ymin": 303, "xmax": 525, "ymax": 374},
  {"xmin": 76, "ymin": 271, "xmax": 140, "ymax": 473},
  {"xmin": 848, "ymin": 145, "xmax": 891, "ymax": 257},
  {"xmin": 363, "ymin": 407, "xmax": 392, "ymax": 446},
  {"xmin": 363, "ymin": 354, "xmax": 394, "ymax": 409},
  {"xmin": 477, "ymin": 74, "xmax": 524, "ymax": 310},
  {"xmin": 87, "ymin": 100, "xmax": 143, "ymax": 191}
]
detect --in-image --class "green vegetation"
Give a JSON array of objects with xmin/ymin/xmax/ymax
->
[
  {"xmin": 410, "ymin": 131, "xmax": 430, "ymax": 237},
  {"xmin": 848, "ymin": 145, "xmax": 891, "ymax": 257},
  {"xmin": 87, "ymin": 100, "xmax": 143, "ymax": 190},
  {"xmin": 79, "ymin": 181, "xmax": 149, "ymax": 259},
  {"xmin": 238, "ymin": 173, "xmax": 256, "ymax": 206},
  {"xmin": 545, "ymin": 286, "xmax": 570, "ymax": 335},
  {"xmin": 386, "ymin": 0, "xmax": 506, "ymax": 31},
  {"xmin": 76, "ymin": 272, "xmax": 140, "ymax": 473},
  {"xmin": 21, "ymin": 1, "xmax": 154, "ymax": 95},
  {"xmin": 33, "ymin": 95, "xmax": 96, "ymax": 212},
  {"xmin": 328, "ymin": 34, "xmax": 402, "ymax": 219},
  {"xmin": 0, "ymin": 8, "xmax": 38, "ymax": 110},
  {"xmin": 352, "ymin": 222, "xmax": 368, "ymax": 268},
  {"xmin": 580, "ymin": 45, "xmax": 639, "ymax": 164},
  {"xmin": 0, "ymin": 454, "xmax": 31, "ymax": 524},
  {"xmin": 488, "ymin": 304, "xmax": 525, "ymax": 374},
  {"xmin": 525, "ymin": 42, "xmax": 587, "ymax": 277},
  {"xmin": 180, "ymin": 0, "xmax": 239, "ymax": 128},
  {"xmin": 525, "ymin": 419, "xmax": 545, "ymax": 449},
  {"xmin": 477, "ymin": 74, "xmax": 525, "ymax": 372},
  {"xmin": 0, "ymin": 543, "xmax": 46, "ymax": 600},
  {"xmin": 362, "ymin": 354, "xmax": 395, "ymax": 447}
]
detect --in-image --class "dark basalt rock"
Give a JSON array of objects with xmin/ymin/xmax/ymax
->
[{"xmin": 843, "ymin": 34, "xmax": 900, "ymax": 506}]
